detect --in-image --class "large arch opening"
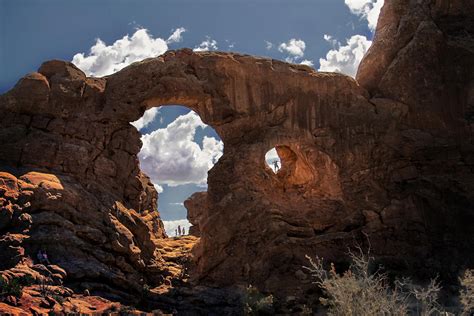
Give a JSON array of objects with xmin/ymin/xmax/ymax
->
[{"xmin": 131, "ymin": 105, "xmax": 223, "ymax": 237}]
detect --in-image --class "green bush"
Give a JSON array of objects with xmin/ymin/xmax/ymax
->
[
  {"xmin": 52, "ymin": 294, "xmax": 65, "ymax": 305},
  {"xmin": 0, "ymin": 277, "xmax": 23, "ymax": 298}
]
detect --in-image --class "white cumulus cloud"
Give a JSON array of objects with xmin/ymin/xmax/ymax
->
[
  {"xmin": 131, "ymin": 107, "xmax": 160, "ymax": 131},
  {"xmin": 72, "ymin": 27, "xmax": 185, "ymax": 77},
  {"xmin": 345, "ymin": 0, "xmax": 384, "ymax": 31},
  {"xmin": 193, "ymin": 36, "xmax": 218, "ymax": 52},
  {"xmin": 166, "ymin": 27, "xmax": 186, "ymax": 44},
  {"xmin": 317, "ymin": 0, "xmax": 383, "ymax": 76},
  {"xmin": 318, "ymin": 34, "xmax": 372, "ymax": 77},
  {"xmin": 154, "ymin": 184, "xmax": 164, "ymax": 193},
  {"xmin": 278, "ymin": 38, "xmax": 314, "ymax": 66},
  {"xmin": 163, "ymin": 219, "xmax": 191, "ymax": 236},
  {"xmin": 300, "ymin": 59, "xmax": 314, "ymax": 67},
  {"xmin": 278, "ymin": 38, "xmax": 306, "ymax": 59},
  {"xmin": 138, "ymin": 111, "xmax": 223, "ymax": 187}
]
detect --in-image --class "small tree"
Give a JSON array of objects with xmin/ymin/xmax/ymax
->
[{"xmin": 460, "ymin": 269, "xmax": 474, "ymax": 315}]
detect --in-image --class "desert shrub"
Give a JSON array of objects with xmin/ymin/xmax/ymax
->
[
  {"xmin": 107, "ymin": 304, "xmax": 120, "ymax": 312},
  {"xmin": 119, "ymin": 305, "xmax": 135, "ymax": 316},
  {"xmin": 52, "ymin": 294, "xmax": 64, "ymax": 305},
  {"xmin": 299, "ymin": 305, "xmax": 313, "ymax": 315},
  {"xmin": 39, "ymin": 278, "xmax": 52, "ymax": 298},
  {"xmin": 18, "ymin": 274, "xmax": 35, "ymax": 286},
  {"xmin": 460, "ymin": 269, "xmax": 474, "ymax": 315},
  {"xmin": 0, "ymin": 277, "xmax": 24, "ymax": 298},
  {"xmin": 141, "ymin": 283, "xmax": 150, "ymax": 299},
  {"xmin": 305, "ymin": 248, "xmax": 444, "ymax": 316},
  {"xmin": 401, "ymin": 278, "xmax": 443, "ymax": 316},
  {"xmin": 305, "ymin": 249, "xmax": 408, "ymax": 316},
  {"xmin": 243, "ymin": 285, "xmax": 274, "ymax": 315}
]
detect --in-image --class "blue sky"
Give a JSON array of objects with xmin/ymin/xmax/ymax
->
[
  {"xmin": 1, "ymin": 0, "xmax": 383, "ymax": 235},
  {"xmin": 0, "ymin": 0, "xmax": 378, "ymax": 92}
]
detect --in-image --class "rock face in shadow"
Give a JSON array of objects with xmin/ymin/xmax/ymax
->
[{"xmin": 0, "ymin": 0, "xmax": 473, "ymax": 301}]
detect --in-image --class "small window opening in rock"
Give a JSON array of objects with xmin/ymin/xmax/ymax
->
[
  {"xmin": 131, "ymin": 105, "xmax": 223, "ymax": 237},
  {"xmin": 265, "ymin": 147, "xmax": 282, "ymax": 174}
]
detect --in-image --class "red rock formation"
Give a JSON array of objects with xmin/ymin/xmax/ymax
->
[
  {"xmin": 0, "ymin": 170, "xmax": 165, "ymax": 299},
  {"xmin": 0, "ymin": 0, "xmax": 473, "ymax": 307},
  {"xmin": 184, "ymin": 192, "xmax": 207, "ymax": 237},
  {"xmin": 356, "ymin": 0, "xmax": 474, "ymax": 278}
]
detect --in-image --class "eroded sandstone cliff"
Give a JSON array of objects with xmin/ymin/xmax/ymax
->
[{"xmin": 0, "ymin": 0, "xmax": 473, "ymax": 313}]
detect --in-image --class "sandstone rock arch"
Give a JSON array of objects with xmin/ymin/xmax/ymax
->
[
  {"xmin": 1, "ymin": 0, "xmax": 473, "ymax": 301},
  {"xmin": 1, "ymin": 51, "xmax": 374, "ymax": 294}
]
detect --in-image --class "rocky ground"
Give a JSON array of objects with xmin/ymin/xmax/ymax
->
[
  {"xmin": 0, "ymin": 236, "xmax": 198, "ymax": 315},
  {"xmin": 0, "ymin": 236, "xmax": 247, "ymax": 315},
  {"xmin": 0, "ymin": 234, "xmax": 322, "ymax": 315}
]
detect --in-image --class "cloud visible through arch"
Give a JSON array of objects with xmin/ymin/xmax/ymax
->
[
  {"xmin": 131, "ymin": 108, "xmax": 161, "ymax": 131},
  {"xmin": 163, "ymin": 219, "xmax": 191, "ymax": 237},
  {"xmin": 138, "ymin": 111, "xmax": 223, "ymax": 187},
  {"xmin": 134, "ymin": 108, "xmax": 223, "ymax": 234}
]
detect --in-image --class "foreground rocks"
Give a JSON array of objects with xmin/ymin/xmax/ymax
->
[
  {"xmin": 0, "ymin": 170, "xmax": 166, "ymax": 301},
  {"xmin": 0, "ymin": 285, "xmax": 133, "ymax": 315},
  {"xmin": 0, "ymin": 0, "xmax": 473, "ymax": 313},
  {"xmin": 0, "ymin": 235, "xmax": 253, "ymax": 315}
]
